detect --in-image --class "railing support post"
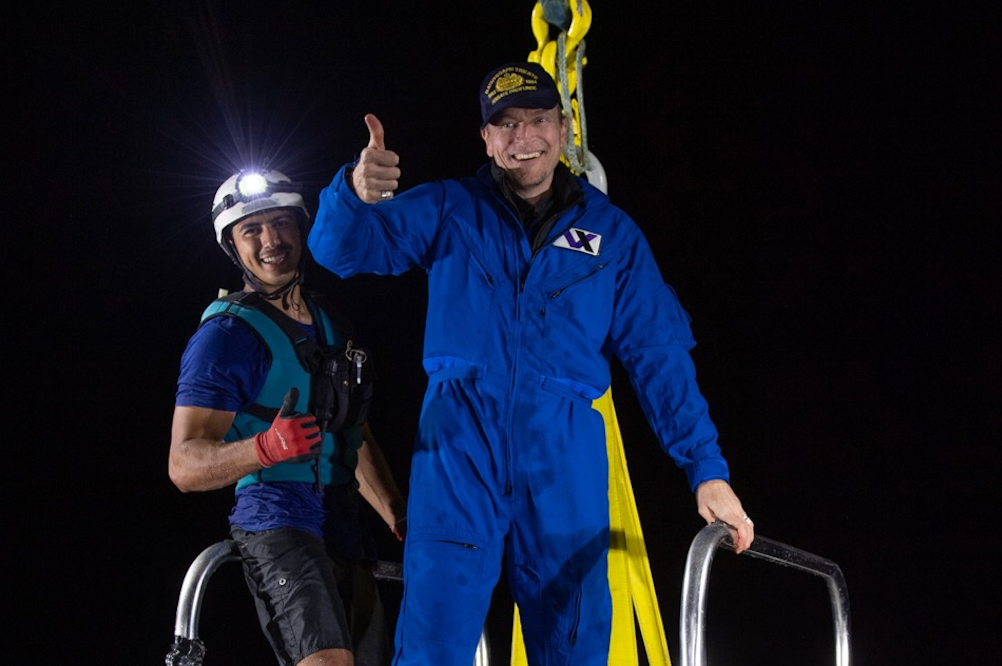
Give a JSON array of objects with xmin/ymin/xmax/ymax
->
[{"xmin": 679, "ymin": 522, "xmax": 851, "ymax": 666}]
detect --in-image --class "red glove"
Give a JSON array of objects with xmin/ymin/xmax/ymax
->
[
  {"xmin": 391, "ymin": 518, "xmax": 407, "ymax": 542},
  {"xmin": 253, "ymin": 388, "xmax": 322, "ymax": 467}
]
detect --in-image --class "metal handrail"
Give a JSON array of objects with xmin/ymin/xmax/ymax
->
[
  {"xmin": 679, "ymin": 522, "xmax": 851, "ymax": 666},
  {"xmin": 166, "ymin": 540, "xmax": 491, "ymax": 666},
  {"xmin": 172, "ymin": 541, "xmax": 242, "ymax": 640}
]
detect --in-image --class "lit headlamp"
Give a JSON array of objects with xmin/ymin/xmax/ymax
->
[
  {"xmin": 211, "ymin": 171, "xmax": 302, "ymax": 222},
  {"xmin": 237, "ymin": 172, "xmax": 269, "ymax": 197}
]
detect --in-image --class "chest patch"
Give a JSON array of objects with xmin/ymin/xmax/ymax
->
[{"xmin": 553, "ymin": 228, "xmax": 602, "ymax": 256}]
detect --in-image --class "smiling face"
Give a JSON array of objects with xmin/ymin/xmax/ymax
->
[
  {"xmin": 227, "ymin": 208, "xmax": 302, "ymax": 292},
  {"xmin": 480, "ymin": 105, "xmax": 567, "ymax": 203}
]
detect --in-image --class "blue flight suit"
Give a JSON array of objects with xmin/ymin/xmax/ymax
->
[{"xmin": 309, "ymin": 162, "xmax": 731, "ymax": 666}]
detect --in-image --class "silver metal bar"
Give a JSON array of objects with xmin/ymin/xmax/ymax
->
[
  {"xmin": 170, "ymin": 540, "xmax": 491, "ymax": 666},
  {"xmin": 474, "ymin": 628, "xmax": 491, "ymax": 666},
  {"xmin": 680, "ymin": 522, "xmax": 851, "ymax": 666},
  {"xmin": 173, "ymin": 540, "xmax": 242, "ymax": 639}
]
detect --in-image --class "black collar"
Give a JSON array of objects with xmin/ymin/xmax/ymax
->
[{"xmin": 488, "ymin": 161, "xmax": 584, "ymax": 253}]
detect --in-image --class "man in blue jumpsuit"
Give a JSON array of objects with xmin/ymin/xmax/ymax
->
[
  {"xmin": 308, "ymin": 62, "xmax": 755, "ymax": 666},
  {"xmin": 170, "ymin": 170, "xmax": 407, "ymax": 666}
]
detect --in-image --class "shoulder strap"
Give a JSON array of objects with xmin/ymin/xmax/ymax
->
[
  {"xmin": 200, "ymin": 291, "xmax": 322, "ymax": 423},
  {"xmin": 303, "ymin": 289, "xmax": 357, "ymax": 342},
  {"xmin": 202, "ymin": 290, "xmax": 370, "ymax": 435},
  {"xmin": 209, "ymin": 291, "xmax": 326, "ymax": 373}
]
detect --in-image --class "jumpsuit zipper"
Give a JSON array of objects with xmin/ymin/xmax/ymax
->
[
  {"xmin": 494, "ymin": 179, "xmax": 585, "ymax": 496},
  {"xmin": 501, "ymin": 207, "xmax": 530, "ymax": 496},
  {"xmin": 500, "ymin": 201, "xmax": 586, "ymax": 496}
]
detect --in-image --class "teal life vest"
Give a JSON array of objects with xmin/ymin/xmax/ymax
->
[{"xmin": 199, "ymin": 291, "xmax": 368, "ymax": 490}]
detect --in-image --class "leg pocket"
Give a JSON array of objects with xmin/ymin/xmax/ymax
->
[{"xmin": 396, "ymin": 536, "xmax": 498, "ymax": 664}]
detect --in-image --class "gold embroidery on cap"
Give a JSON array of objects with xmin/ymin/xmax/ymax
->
[
  {"xmin": 487, "ymin": 66, "xmax": 540, "ymax": 106},
  {"xmin": 497, "ymin": 72, "xmax": 525, "ymax": 93}
]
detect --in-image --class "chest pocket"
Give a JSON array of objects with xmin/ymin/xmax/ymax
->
[{"xmin": 537, "ymin": 259, "xmax": 614, "ymax": 400}]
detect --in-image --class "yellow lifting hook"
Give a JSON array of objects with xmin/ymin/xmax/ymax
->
[
  {"xmin": 526, "ymin": 0, "xmax": 594, "ymax": 177},
  {"xmin": 528, "ymin": 0, "xmax": 592, "ymax": 97}
]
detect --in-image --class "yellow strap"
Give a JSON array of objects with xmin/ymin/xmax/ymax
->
[
  {"xmin": 527, "ymin": 0, "xmax": 592, "ymax": 175},
  {"xmin": 511, "ymin": 388, "xmax": 671, "ymax": 666},
  {"xmin": 602, "ymin": 389, "xmax": 672, "ymax": 666},
  {"xmin": 511, "ymin": 606, "xmax": 527, "ymax": 664}
]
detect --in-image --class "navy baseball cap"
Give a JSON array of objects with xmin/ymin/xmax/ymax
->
[{"xmin": 479, "ymin": 61, "xmax": 562, "ymax": 127}]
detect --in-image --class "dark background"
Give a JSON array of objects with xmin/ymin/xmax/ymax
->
[{"xmin": 12, "ymin": 1, "xmax": 999, "ymax": 665}]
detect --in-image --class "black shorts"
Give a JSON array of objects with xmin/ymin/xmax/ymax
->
[{"xmin": 231, "ymin": 527, "xmax": 350, "ymax": 666}]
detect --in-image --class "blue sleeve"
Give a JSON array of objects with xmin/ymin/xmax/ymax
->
[
  {"xmin": 175, "ymin": 316, "xmax": 270, "ymax": 413},
  {"xmin": 307, "ymin": 164, "xmax": 446, "ymax": 277},
  {"xmin": 607, "ymin": 214, "xmax": 730, "ymax": 491}
]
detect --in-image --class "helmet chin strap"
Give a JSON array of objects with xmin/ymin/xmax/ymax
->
[
  {"xmin": 224, "ymin": 238, "xmax": 304, "ymax": 302},
  {"xmin": 242, "ymin": 265, "xmax": 302, "ymax": 301}
]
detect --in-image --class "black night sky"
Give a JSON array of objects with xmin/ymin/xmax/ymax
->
[{"xmin": 12, "ymin": 2, "xmax": 999, "ymax": 665}]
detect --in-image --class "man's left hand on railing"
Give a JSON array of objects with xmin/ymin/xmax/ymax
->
[{"xmin": 695, "ymin": 479, "xmax": 755, "ymax": 553}]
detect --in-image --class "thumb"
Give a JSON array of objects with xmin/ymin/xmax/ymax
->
[
  {"xmin": 280, "ymin": 387, "xmax": 300, "ymax": 417},
  {"xmin": 364, "ymin": 113, "xmax": 385, "ymax": 150}
]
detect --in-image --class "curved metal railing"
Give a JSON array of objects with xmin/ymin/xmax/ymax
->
[
  {"xmin": 679, "ymin": 522, "xmax": 851, "ymax": 666},
  {"xmin": 166, "ymin": 540, "xmax": 491, "ymax": 666}
]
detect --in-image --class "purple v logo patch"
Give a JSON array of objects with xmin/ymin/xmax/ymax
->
[{"xmin": 553, "ymin": 228, "xmax": 602, "ymax": 256}]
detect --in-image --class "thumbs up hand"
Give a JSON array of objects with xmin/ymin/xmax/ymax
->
[
  {"xmin": 253, "ymin": 388, "xmax": 323, "ymax": 467},
  {"xmin": 351, "ymin": 113, "xmax": 401, "ymax": 203}
]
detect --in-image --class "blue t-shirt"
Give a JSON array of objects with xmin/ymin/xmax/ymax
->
[{"xmin": 176, "ymin": 315, "xmax": 325, "ymax": 536}]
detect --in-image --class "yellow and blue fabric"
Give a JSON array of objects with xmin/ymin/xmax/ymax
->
[
  {"xmin": 308, "ymin": 161, "xmax": 728, "ymax": 666},
  {"xmin": 512, "ymin": 389, "xmax": 671, "ymax": 666}
]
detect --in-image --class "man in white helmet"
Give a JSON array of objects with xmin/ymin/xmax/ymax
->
[{"xmin": 169, "ymin": 170, "xmax": 407, "ymax": 666}]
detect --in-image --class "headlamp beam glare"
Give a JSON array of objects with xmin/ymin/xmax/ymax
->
[{"xmin": 237, "ymin": 172, "xmax": 268, "ymax": 197}]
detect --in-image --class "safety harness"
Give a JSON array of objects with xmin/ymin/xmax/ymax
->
[{"xmin": 201, "ymin": 290, "xmax": 374, "ymax": 488}]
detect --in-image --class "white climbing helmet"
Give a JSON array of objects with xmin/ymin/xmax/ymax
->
[{"xmin": 210, "ymin": 170, "xmax": 309, "ymax": 248}]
